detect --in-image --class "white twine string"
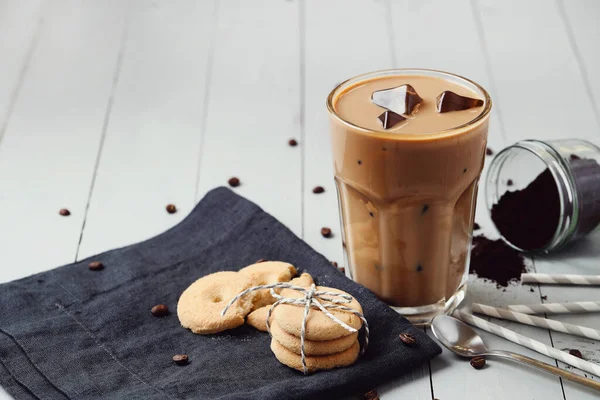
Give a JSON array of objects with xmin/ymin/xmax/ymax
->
[{"xmin": 221, "ymin": 282, "xmax": 369, "ymax": 375}]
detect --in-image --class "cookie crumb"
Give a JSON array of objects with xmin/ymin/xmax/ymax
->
[
  {"xmin": 321, "ymin": 227, "xmax": 332, "ymax": 238},
  {"xmin": 166, "ymin": 204, "xmax": 177, "ymax": 214},
  {"xmin": 288, "ymin": 138, "xmax": 298, "ymax": 147},
  {"xmin": 59, "ymin": 208, "xmax": 71, "ymax": 216}
]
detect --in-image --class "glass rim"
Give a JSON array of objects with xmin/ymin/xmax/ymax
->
[{"xmin": 326, "ymin": 68, "xmax": 493, "ymax": 140}]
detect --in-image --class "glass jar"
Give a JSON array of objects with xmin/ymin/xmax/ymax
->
[{"xmin": 486, "ymin": 139, "xmax": 600, "ymax": 253}]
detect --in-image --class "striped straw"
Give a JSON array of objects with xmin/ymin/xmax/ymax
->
[
  {"xmin": 453, "ymin": 310, "xmax": 600, "ymax": 377},
  {"xmin": 508, "ymin": 301, "xmax": 600, "ymax": 315},
  {"xmin": 521, "ymin": 273, "xmax": 600, "ymax": 285},
  {"xmin": 472, "ymin": 303, "xmax": 600, "ymax": 341}
]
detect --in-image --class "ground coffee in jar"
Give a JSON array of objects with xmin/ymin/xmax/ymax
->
[{"xmin": 486, "ymin": 139, "xmax": 600, "ymax": 252}]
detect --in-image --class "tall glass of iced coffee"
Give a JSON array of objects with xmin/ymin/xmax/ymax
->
[{"xmin": 327, "ymin": 69, "xmax": 491, "ymax": 325}]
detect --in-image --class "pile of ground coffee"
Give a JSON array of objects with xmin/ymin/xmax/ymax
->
[{"xmin": 469, "ymin": 235, "xmax": 527, "ymax": 287}]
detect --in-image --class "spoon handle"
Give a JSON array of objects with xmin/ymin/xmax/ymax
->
[{"xmin": 486, "ymin": 350, "xmax": 600, "ymax": 391}]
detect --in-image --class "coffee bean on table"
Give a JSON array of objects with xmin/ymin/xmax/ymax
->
[
  {"xmin": 228, "ymin": 177, "xmax": 240, "ymax": 187},
  {"xmin": 399, "ymin": 332, "xmax": 416, "ymax": 346},
  {"xmin": 59, "ymin": 208, "xmax": 71, "ymax": 216},
  {"xmin": 507, "ymin": 179, "xmax": 514, "ymax": 186},
  {"xmin": 486, "ymin": 147, "xmax": 494, "ymax": 156},
  {"xmin": 88, "ymin": 261, "xmax": 104, "ymax": 271},
  {"xmin": 320, "ymin": 227, "xmax": 332, "ymax": 238},
  {"xmin": 151, "ymin": 304, "xmax": 169, "ymax": 317},
  {"xmin": 173, "ymin": 354, "xmax": 189, "ymax": 365},
  {"xmin": 470, "ymin": 356, "xmax": 486, "ymax": 369},
  {"xmin": 166, "ymin": 204, "xmax": 177, "ymax": 214},
  {"xmin": 569, "ymin": 349, "xmax": 583, "ymax": 359},
  {"xmin": 363, "ymin": 388, "xmax": 379, "ymax": 400},
  {"xmin": 288, "ymin": 138, "xmax": 298, "ymax": 147},
  {"xmin": 312, "ymin": 186, "xmax": 325, "ymax": 194}
]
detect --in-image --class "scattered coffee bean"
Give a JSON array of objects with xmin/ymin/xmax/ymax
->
[
  {"xmin": 486, "ymin": 147, "xmax": 494, "ymax": 156},
  {"xmin": 399, "ymin": 332, "xmax": 416, "ymax": 346},
  {"xmin": 331, "ymin": 261, "xmax": 338, "ymax": 268},
  {"xmin": 88, "ymin": 261, "xmax": 104, "ymax": 271},
  {"xmin": 569, "ymin": 349, "xmax": 583, "ymax": 359},
  {"xmin": 421, "ymin": 204, "xmax": 429, "ymax": 215},
  {"xmin": 256, "ymin": 258, "xmax": 267, "ymax": 263},
  {"xmin": 312, "ymin": 186, "xmax": 325, "ymax": 194},
  {"xmin": 363, "ymin": 388, "xmax": 379, "ymax": 400},
  {"xmin": 507, "ymin": 179, "xmax": 514, "ymax": 186},
  {"xmin": 228, "ymin": 177, "xmax": 240, "ymax": 187},
  {"xmin": 172, "ymin": 354, "xmax": 189, "ymax": 366},
  {"xmin": 338, "ymin": 267, "xmax": 345, "ymax": 274},
  {"xmin": 321, "ymin": 227, "xmax": 332, "ymax": 238},
  {"xmin": 151, "ymin": 304, "xmax": 169, "ymax": 317},
  {"xmin": 166, "ymin": 204, "xmax": 177, "ymax": 214},
  {"xmin": 288, "ymin": 138, "xmax": 298, "ymax": 147},
  {"xmin": 470, "ymin": 356, "xmax": 486, "ymax": 369},
  {"xmin": 59, "ymin": 208, "xmax": 71, "ymax": 216},
  {"xmin": 357, "ymin": 160, "xmax": 362, "ymax": 165},
  {"xmin": 473, "ymin": 222, "xmax": 481, "ymax": 230}
]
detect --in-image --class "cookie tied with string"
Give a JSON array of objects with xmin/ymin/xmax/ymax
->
[
  {"xmin": 273, "ymin": 286, "xmax": 363, "ymax": 341},
  {"xmin": 221, "ymin": 282, "xmax": 368, "ymax": 374}
]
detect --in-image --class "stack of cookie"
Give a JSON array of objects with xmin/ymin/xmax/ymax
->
[
  {"xmin": 177, "ymin": 261, "xmax": 365, "ymax": 373},
  {"xmin": 269, "ymin": 285, "xmax": 364, "ymax": 373}
]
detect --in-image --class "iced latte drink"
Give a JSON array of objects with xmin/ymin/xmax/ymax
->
[{"xmin": 327, "ymin": 69, "xmax": 491, "ymax": 325}]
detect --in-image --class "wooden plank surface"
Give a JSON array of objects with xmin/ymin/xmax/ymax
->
[
  {"xmin": 77, "ymin": 0, "xmax": 216, "ymax": 259},
  {"xmin": 196, "ymin": 0, "xmax": 302, "ymax": 236},
  {"xmin": 0, "ymin": 1, "xmax": 599, "ymax": 399}
]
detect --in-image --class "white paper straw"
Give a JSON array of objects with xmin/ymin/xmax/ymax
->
[
  {"xmin": 521, "ymin": 273, "xmax": 600, "ymax": 285},
  {"xmin": 453, "ymin": 310, "xmax": 600, "ymax": 377},
  {"xmin": 507, "ymin": 301, "xmax": 600, "ymax": 315},
  {"xmin": 472, "ymin": 303, "xmax": 600, "ymax": 341}
]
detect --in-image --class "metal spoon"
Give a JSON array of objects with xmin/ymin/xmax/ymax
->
[{"xmin": 431, "ymin": 315, "xmax": 600, "ymax": 391}]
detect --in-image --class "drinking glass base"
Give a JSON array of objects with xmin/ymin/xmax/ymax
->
[{"xmin": 389, "ymin": 284, "xmax": 467, "ymax": 326}]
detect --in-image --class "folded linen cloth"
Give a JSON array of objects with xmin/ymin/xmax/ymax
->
[{"xmin": 0, "ymin": 187, "xmax": 440, "ymax": 400}]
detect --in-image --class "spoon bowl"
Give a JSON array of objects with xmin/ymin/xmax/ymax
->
[
  {"xmin": 430, "ymin": 314, "xmax": 600, "ymax": 391},
  {"xmin": 431, "ymin": 315, "xmax": 487, "ymax": 357}
]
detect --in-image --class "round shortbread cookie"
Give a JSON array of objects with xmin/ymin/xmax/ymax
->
[
  {"xmin": 177, "ymin": 271, "xmax": 257, "ymax": 334},
  {"xmin": 246, "ymin": 273, "xmax": 314, "ymax": 332},
  {"xmin": 273, "ymin": 286, "xmax": 363, "ymax": 341},
  {"xmin": 239, "ymin": 261, "xmax": 297, "ymax": 309},
  {"xmin": 289, "ymin": 272, "xmax": 314, "ymax": 287},
  {"xmin": 270, "ymin": 338, "xmax": 360, "ymax": 373},
  {"xmin": 246, "ymin": 305, "xmax": 271, "ymax": 332},
  {"xmin": 270, "ymin": 320, "xmax": 358, "ymax": 356}
]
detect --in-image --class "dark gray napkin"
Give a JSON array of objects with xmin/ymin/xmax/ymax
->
[{"xmin": 0, "ymin": 187, "xmax": 440, "ymax": 400}]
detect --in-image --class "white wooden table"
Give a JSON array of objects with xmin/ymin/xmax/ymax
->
[{"xmin": 1, "ymin": 0, "xmax": 599, "ymax": 399}]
